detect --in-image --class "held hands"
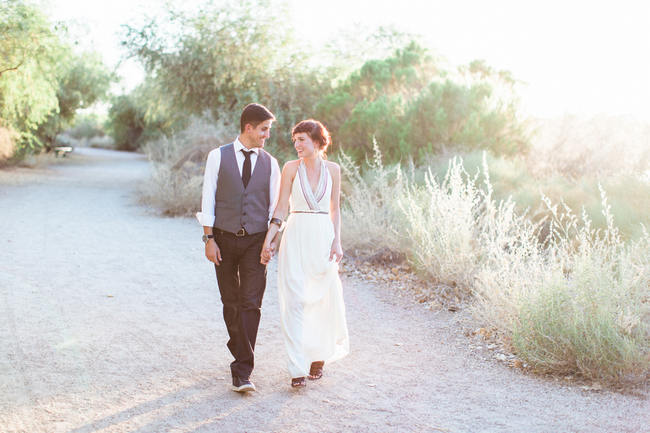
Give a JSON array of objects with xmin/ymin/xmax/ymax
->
[
  {"xmin": 260, "ymin": 240, "xmax": 277, "ymax": 265},
  {"xmin": 329, "ymin": 240, "xmax": 343, "ymax": 263},
  {"xmin": 205, "ymin": 239, "xmax": 222, "ymax": 265}
]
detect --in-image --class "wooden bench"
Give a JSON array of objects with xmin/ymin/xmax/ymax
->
[{"xmin": 54, "ymin": 146, "xmax": 73, "ymax": 157}]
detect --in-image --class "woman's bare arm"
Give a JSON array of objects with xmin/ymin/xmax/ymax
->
[{"xmin": 261, "ymin": 161, "xmax": 299, "ymax": 263}]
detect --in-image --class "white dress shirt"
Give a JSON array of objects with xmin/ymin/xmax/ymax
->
[{"xmin": 196, "ymin": 137, "xmax": 281, "ymax": 227}]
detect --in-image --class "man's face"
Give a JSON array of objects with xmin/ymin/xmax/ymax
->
[{"xmin": 243, "ymin": 119, "xmax": 273, "ymax": 148}]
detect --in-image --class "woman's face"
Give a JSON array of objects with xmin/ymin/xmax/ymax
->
[{"xmin": 293, "ymin": 132, "xmax": 318, "ymax": 158}]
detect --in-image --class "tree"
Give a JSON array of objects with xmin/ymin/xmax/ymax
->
[
  {"xmin": 118, "ymin": 0, "xmax": 333, "ymax": 154},
  {"xmin": 37, "ymin": 51, "xmax": 113, "ymax": 147},
  {"xmin": 121, "ymin": 0, "xmax": 294, "ymax": 122},
  {"xmin": 316, "ymin": 42, "xmax": 529, "ymax": 163},
  {"xmin": 316, "ymin": 42, "xmax": 437, "ymax": 160},
  {"xmin": 0, "ymin": 0, "xmax": 62, "ymax": 149},
  {"xmin": 0, "ymin": 0, "xmax": 112, "ymax": 156},
  {"xmin": 405, "ymin": 61, "xmax": 528, "ymax": 157}
]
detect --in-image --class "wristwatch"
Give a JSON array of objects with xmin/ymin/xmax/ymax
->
[{"xmin": 202, "ymin": 234, "xmax": 214, "ymax": 244}]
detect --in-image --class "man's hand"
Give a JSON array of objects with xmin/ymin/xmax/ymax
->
[
  {"xmin": 260, "ymin": 240, "xmax": 276, "ymax": 265},
  {"xmin": 205, "ymin": 239, "xmax": 222, "ymax": 265}
]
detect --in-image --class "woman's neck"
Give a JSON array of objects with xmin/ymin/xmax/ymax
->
[{"xmin": 302, "ymin": 154, "xmax": 321, "ymax": 169}]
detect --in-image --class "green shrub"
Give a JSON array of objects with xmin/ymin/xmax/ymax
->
[
  {"xmin": 67, "ymin": 114, "xmax": 105, "ymax": 140},
  {"xmin": 107, "ymin": 94, "xmax": 145, "ymax": 151}
]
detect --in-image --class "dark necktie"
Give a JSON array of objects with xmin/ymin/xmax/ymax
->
[{"xmin": 241, "ymin": 149, "xmax": 252, "ymax": 188}]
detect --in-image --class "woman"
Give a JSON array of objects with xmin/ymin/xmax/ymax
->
[{"xmin": 261, "ymin": 119, "xmax": 349, "ymax": 388}]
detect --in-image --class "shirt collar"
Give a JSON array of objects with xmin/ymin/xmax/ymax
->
[{"xmin": 234, "ymin": 137, "xmax": 259, "ymax": 155}]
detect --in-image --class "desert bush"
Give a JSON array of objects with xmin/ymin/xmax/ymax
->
[
  {"xmin": 399, "ymin": 158, "xmax": 484, "ymax": 289},
  {"xmin": 419, "ymin": 150, "xmax": 650, "ymax": 240},
  {"xmin": 138, "ymin": 164, "xmax": 204, "ymax": 217},
  {"xmin": 317, "ymin": 45, "xmax": 529, "ymax": 163},
  {"xmin": 473, "ymin": 190, "xmax": 649, "ymax": 383},
  {"xmin": 138, "ymin": 116, "xmax": 234, "ymax": 216},
  {"xmin": 338, "ymin": 140, "xmax": 407, "ymax": 261},
  {"xmin": 341, "ymin": 146, "xmax": 649, "ymax": 384},
  {"xmin": 405, "ymin": 78, "xmax": 526, "ymax": 158}
]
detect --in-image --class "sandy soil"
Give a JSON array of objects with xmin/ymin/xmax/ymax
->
[{"xmin": 0, "ymin": 147, "xmax": 648, "ymax": 433}]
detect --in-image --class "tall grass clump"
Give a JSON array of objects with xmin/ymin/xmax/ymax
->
[
  {"xmin": 341, "ymin": 146, "xmax": 649, "ymax": 384},
  {"xmin": 475, "ymin": 190, "xmax": 649, "ymax": 383},
  {"xmin": 400, "ymin": 159, "xmax": 482, "ymax": 289},
  {"xmin": 338, "ymin": 139, "xmax": 407, "ymax": 261},
  {"xmin": 138, "ymin": 116, "xmax": 232, "ymax": 216}
]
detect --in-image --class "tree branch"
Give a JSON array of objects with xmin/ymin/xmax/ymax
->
[{"xmin": 0, "ymin": 61, "xmax": 24, "ymax": 77}]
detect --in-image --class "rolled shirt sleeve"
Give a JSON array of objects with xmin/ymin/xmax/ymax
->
[
  {"xmin": 269, "ymin": 156, "xmax": 281, "ymax": 220},
  {"xmin": 196, "ymin": 148, "xmax": 220, "ymax": 227}
]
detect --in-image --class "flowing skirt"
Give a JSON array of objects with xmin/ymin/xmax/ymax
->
[{"xmin": 277, "ymin": 213, "xmax": 349, "ymax": 378}]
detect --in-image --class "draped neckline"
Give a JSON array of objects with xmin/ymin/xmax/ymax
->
[{"xmin": 298, "ymin": 159, "xmax": 328, "ymax": 210}]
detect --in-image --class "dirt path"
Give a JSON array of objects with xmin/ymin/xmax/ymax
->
[{"xmin": 0, "ymin": 147, "xmax": 647, "ymax": 433}]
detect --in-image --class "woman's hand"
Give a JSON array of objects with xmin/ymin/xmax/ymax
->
[
  {"xmin": 329, "ymin": 240, "xmax": 343, "ymax": 263},
  {"xmin": 260, "ymin": 240, "xmax": 277, "ymax": 264}
]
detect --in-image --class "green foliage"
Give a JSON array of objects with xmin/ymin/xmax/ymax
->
[
  {"xmin": 339, "ymin": 96, "xmax": 408, "ymax": 161},
  {"xmin": 107, "ymin": 93, "xmax": 147, "ymax": 151},
  {"xmin": 317, "ymin": 43, "xmax": 528, "ymax": 163},
  {"xmin": 0, "ymin": 0, "xmax": 112, "ymax": 155},
  {"xmin": 317, "ymin": 42, "xmax": 434, "ymax": 159},
  {"xmin": 118, "ymin": 0, "xmax": 332, "ymax": 156},
  {"xmin": 0, "ymin": 0, "xmax": 62, "ymax": 149},
  {"xmin": 121, "ymin": 0, "xmax": 292, "ymax": 121},
  {"xmin": 36, "ymin": 51, "xmax": 112, "ymax": 147},
  {"xmin": 119, "ymin": 3, "xmax": 528, "ymax": 164},
  {"xmin": 68, "ymin": 113, "xmax": 105, "ymax": 140},
  {"xmin": 257, "ymin": 68, "xmax": 333, "ymax": 161}
]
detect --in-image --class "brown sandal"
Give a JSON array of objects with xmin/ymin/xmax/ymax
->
[
  {"xmin": 308, "ymin": 361, "xmax": 324, "ymax": 380},
  {"xmin": 291, "ymin": 377, "xmax": 306, "ymax": 388}
]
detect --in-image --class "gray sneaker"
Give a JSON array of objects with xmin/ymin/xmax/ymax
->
[{"xmin": 232, "ymin": 377, "xmax": 256, "ymax": 393}]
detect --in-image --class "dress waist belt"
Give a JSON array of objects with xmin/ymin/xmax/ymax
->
[{"xmin": 291, "ymin": 210, "xmax": 328, "ymax": 215}]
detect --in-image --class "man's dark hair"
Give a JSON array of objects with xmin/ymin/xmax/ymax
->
[{"xmin": 240, "ymin": 103, "xmax": 275, "ymax": 132}]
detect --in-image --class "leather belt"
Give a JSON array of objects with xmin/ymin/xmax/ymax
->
[{"xmin": 215, "ymin": 228, "xmax": 250, "ymax": 237}]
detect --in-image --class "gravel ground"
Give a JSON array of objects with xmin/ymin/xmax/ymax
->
[{"xmin": 0, "ymin": 147, "xmax": 648, "ymax": 433}]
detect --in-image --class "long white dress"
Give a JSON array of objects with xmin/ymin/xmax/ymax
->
[{"xmin": 277, "ymin": 159, "xmax": 350, "ymax": 378}]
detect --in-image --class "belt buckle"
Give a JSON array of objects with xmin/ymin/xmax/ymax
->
[{"xmin": 235, "ymin": 228, "xmax": 247, "ymax": 237}]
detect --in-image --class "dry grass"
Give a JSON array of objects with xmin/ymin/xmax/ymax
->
[
  {"xmin": 340, "ymin": 146, "xmax": 649, "ymax": 385},
  {"xmin": 338, "ymin": 141, "xmax": 405, "ymax": 262},
  {"xmin": 137, "ymin": 116, "xmax": 234, "ymax": 216}
]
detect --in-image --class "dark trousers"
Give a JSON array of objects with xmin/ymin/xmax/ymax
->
[{"xmin": 213, "ymin": 229, "xmax": 267, "ymax": 380}]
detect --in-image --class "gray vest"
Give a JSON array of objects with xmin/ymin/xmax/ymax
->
[{"xmin": 214, "ymin": 143, "xmax": 271, "ymax": 234}]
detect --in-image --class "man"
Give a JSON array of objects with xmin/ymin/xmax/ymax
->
[{"xmin": 196, "ymin": 103, "xmax": 281, "ymax": 393}]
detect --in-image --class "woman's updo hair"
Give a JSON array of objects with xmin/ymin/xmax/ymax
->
[{"xmin": 291, "ymin": 119, "xmax": 332, "ymax": 157}]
